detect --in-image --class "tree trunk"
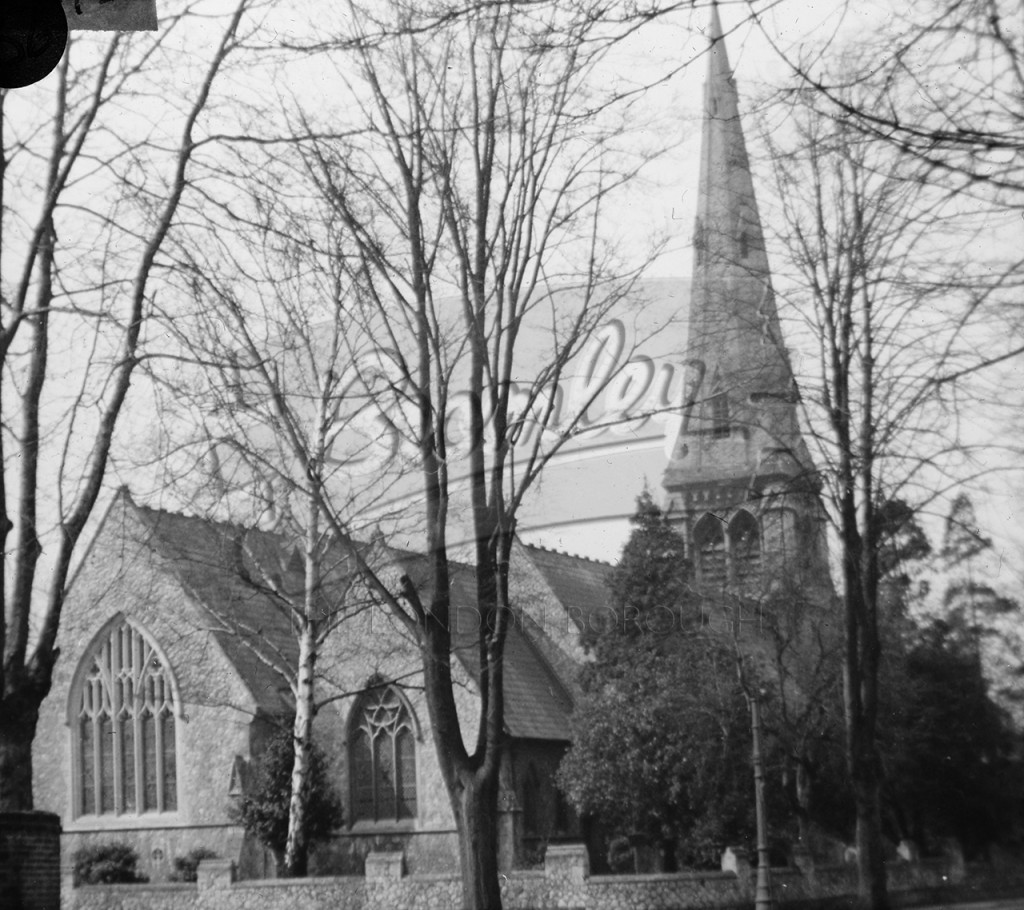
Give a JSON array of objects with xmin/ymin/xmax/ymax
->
[
  {"xmin": 839, "ymin": 474, "xmax": 887, "ymax": 910},
  {"xmin": 281, "ymin": 485, "xmax": 324, "ymax": 878},
  {"xmin": 851, "ymin": 750, "xmax": 888, "ymax": 910},
  {"xmin": 845, "ymin": 624, "xmax": 888, "ymax": 910},
  {"xmin": 453, "ymin": 768, "xmax": 502, "ymax": 910},
  {"xmin": 283, "ymin": 595, "xmax": 317, "ymax": 877},
  {"xmin": 0, "ymin": 697, "xmax": 39, "ymax": 810}
]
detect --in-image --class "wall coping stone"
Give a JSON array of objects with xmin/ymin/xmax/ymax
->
[
  {"xmin": 406, "ymin": 873, "xmax": 460, "ymax": 883},
  {"xmin": 545, "ymin": 843, "xmax": 589, "ymax": 858},
  {"xmin": 591, "ymin": 871, "xmax": 740, "ymax": 885},
  {"xmin": 75, "ymin": 883, "xmax": 196, "ymax": 893},
  {"xmin": 233, "ymin": 876, "xmax": 364, "ymax": 889}
]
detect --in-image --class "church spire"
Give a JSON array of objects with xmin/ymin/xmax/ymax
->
[
  {"xmin": 695, "ymin": 3, "xmax": 770, "ymax": 285},
  {"xmin": 663, "ymin": 6, "xmax": 813, "ymax": 504}
]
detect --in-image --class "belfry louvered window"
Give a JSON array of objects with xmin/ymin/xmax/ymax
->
[
  {"xmin": 73, "ymin": 620, "xmax": 178, "ymax": 817},
  {"xmin": 729, "ymin": 510, "xmax": 762, "ymax": 584},
  {"xmin": 694, "ymin": 513, "xmax": 727, "ymax": 587},
  {"xmin": 350, "ymin": 686, "xmax": 417, "ymax": 823}
]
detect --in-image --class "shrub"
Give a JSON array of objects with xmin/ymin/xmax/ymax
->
[
  {"xmin": 237, "ymin": 726, "xmax": 343, "ymax": 865},
  {"xmin": 169, "ymin": 847, "xmax": 218, "ymax": 883},
  {"xmin": 72, "ymin": 843, "xmax": 148, "ymax": 885}
]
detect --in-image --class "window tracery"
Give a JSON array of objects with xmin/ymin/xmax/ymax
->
[
  {"xmin": 350, "ymin": 686, "xmax": 417, "ymax": 824},
  {"xmin": 72, "ymin": 619, "xmax": 178, "ymax": 818}
]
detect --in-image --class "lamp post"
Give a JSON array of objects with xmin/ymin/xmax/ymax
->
[
  {"xmin": 733, "ymin": 596, "xmax": 773, "ymax": 910},
  {"xmin": 750, "ymin": 688, "xmax": 773, "ymax": 910}
]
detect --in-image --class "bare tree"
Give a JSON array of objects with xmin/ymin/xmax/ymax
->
[
  {"xmin": 0, "ymin": 1, "xmax": 257, "ymax": 811},
  {"xmin": 198, "ymin": 518, "xmax": 377, "ymax": 877},
  {"xmin": 204, "ymin": 514, "xmax": 374, "ymax": 879},
  {"xmin": 298, "ymin": 5, "xmax": 681, "ymax": 905},
  {"xmin": 762, "ymin": 98, "xmax": 1011, "ymax": 908},
  {"xmin": 155, "ymin": 1, "xmax": 684, "ymax": 904},
  {"xmin": 758, "ymin": 0, "xmax": 1024, "ymax": 197},
  {"xmin": 755, "ymin": 0, "xmax": 1024, "ymax": 368},
  {"xmin": 749, "ymin": 581, "xmax": 844, "ymax": 852},
  {"xmin": 151, "ymin": 182, "xmax": 412, "ymax": 876}
]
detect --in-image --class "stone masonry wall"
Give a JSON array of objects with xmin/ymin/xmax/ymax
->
[
  {"xmin": 64, "ymin": 842, "xmax": 990, "ymax": 910},
  {"xmin": 34, "ymin": 498, "xmax": 258, "ymax": 868},
  {"xmin": 35, "ymin": 497, "xmax": 476, "ymax": 885}
]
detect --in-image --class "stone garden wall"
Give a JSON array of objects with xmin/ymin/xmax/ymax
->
[{"xmin": 64, "ymin": 842, "xmax": 1017, "ymax": 910}]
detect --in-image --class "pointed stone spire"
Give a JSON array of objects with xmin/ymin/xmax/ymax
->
[
  {"xmin": 664, "ymin": 5, "xmax": 815, "ymax": 519},
  {"xmin": 694, "ymin": 4, "xmax": 771, "ymax": 297}
]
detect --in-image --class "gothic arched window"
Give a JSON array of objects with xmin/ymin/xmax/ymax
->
[
  {"xmin": 71, "ymin": 619, "xmax": 179, "ymax": 818},
  {"xmin": 350, "ymin": 686, "xmax": 417, "ymax": 824},
  {"xmin": 729, "ymin": 510, "xmax": 762, "ymax": 584},
  {"xmin": 694, "ymin": 513, "xmax": 727, "ymax": 587}
]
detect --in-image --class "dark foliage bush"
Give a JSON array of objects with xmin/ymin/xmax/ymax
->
[
  {"xmin": 237, "ymin": 726, "xmax": 344, "ymax": 864},
  {"xmin": 168, "ymin": 847, "xmax": 218, "ymax": 883},
  {"xmin": 558, "ymin": 492, "xmax": 767, "ymax": 871},
  {"xmin": 72, "ymin": 843, "xmax": 147, "ymax": 885}
]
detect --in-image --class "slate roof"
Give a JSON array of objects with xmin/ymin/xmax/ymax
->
[
  {"xmin": 115, "ymin": 493, "xmax": 582, "ymax": 741},
  {"xmin": 385, "ymin": 555, "xmax": 576, "ymax": 741},
  {"xmin": 520, "ymin": 543, "xmax": 615, "ymax": 638},
  {"xmin": 131, "ymin": 502, "xmax": 304, "ymax": 714}
]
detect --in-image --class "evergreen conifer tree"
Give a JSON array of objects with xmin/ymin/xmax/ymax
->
[{"xmin": 559, "ymin": 490, "xmax": 757, "ymax": 870}]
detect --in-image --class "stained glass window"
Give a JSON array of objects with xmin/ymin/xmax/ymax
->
[
  {"xmin": 349, "ymin": 687, "xmax": 417, "ymax": 823},
  {"xmin": 74, "ymin": 620, "xmax": 178, "ymax": 817}
]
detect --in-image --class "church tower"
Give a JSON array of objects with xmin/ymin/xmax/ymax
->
[{"xmin": 662, "ymin": 8, "xmax": 826, "ymax": 594}]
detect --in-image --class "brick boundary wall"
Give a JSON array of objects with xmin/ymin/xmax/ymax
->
[
  {"xmin": 0, "ymin": 811, "xmax": 61, "ymax": 910},
  {"xmin": 65, "ymin": 843, "xmax": 1024, "ymax": 910}
]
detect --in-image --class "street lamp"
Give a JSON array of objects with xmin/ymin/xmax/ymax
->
[{"xmin": 749, "ymin": 687, "xmax": 773, "ymax": 910}]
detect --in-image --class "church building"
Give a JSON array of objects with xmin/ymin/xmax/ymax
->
[
  {"xmin": 32, "ymin": 490, "xmax": 609, "ymax": 878},
  {"xmin": 662, "ymin": 6, "xmax": 828, "ymax": 599},
  {"xmin": 32, "ymin": 10, "xmax": 829, "ymax": 884}
]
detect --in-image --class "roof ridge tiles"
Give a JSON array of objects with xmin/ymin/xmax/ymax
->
[
  {"xmin": 130, "ymin": 497, "xmax": 282, "ymax": 541},
  {"xmin": 522, "ymin": 541, "xmax": 613, "ymax": 566}
]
